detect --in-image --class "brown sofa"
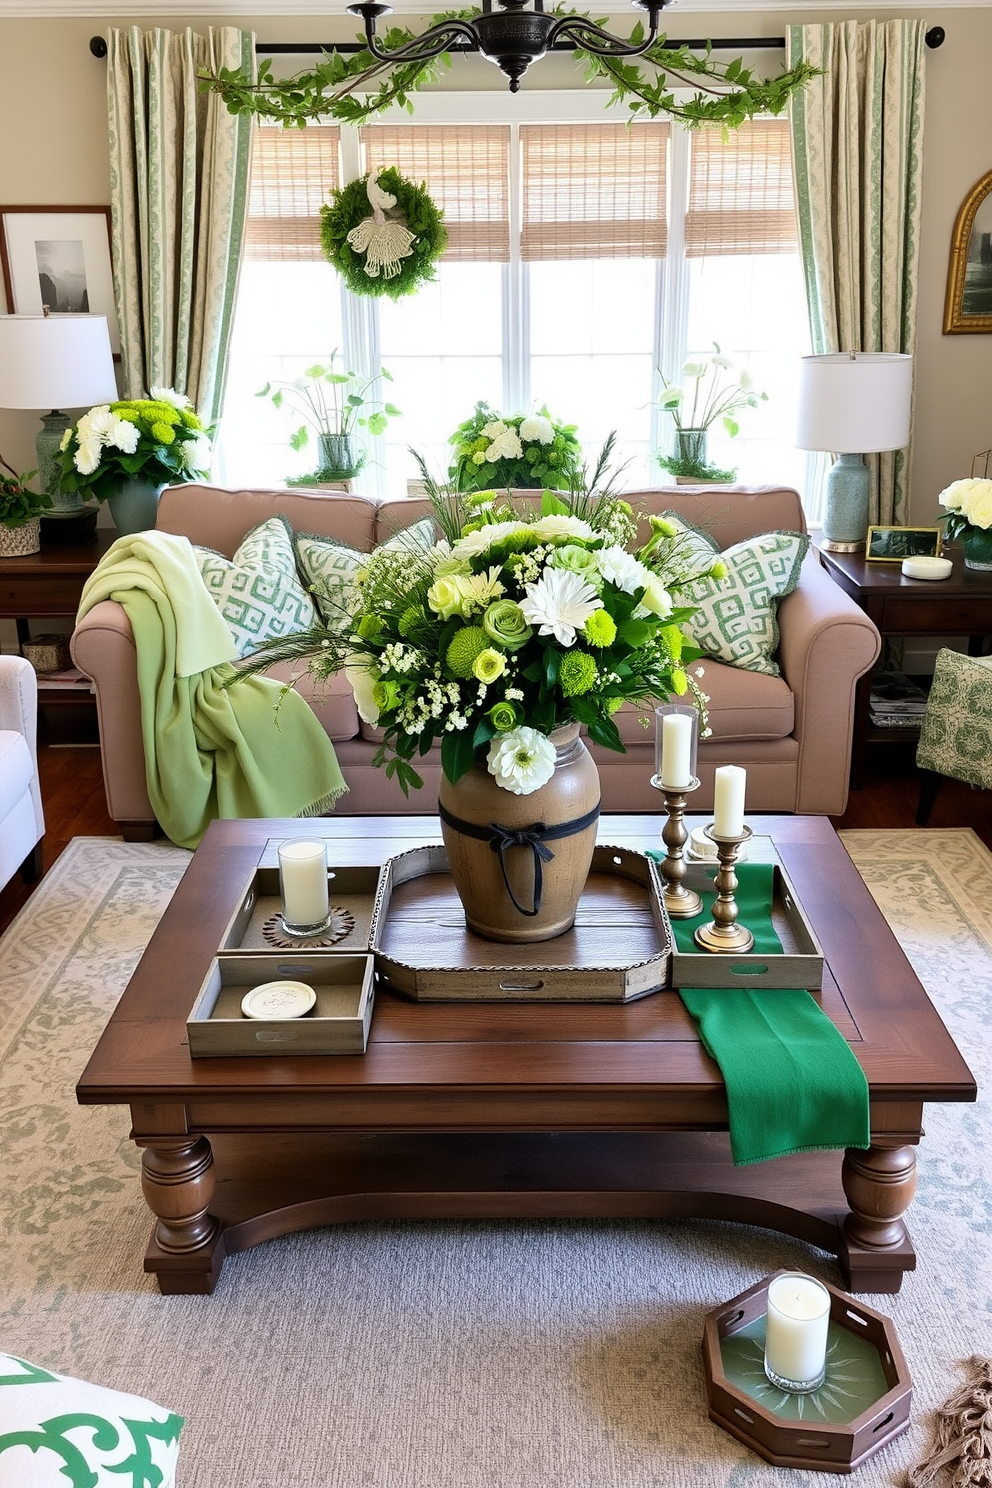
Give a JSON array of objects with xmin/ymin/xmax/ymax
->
[{"xmin": 71, "ymin": 482, "xmax": 880, "ymax": 838}]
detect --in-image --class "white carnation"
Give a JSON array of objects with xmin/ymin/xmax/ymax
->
[
  {"xmin": 597, "ymin": 545, "xmax": 652, "ymax": 595},
  {"xmin": 107, "ymin": 415, "xmax": 139, "ymax": 454},
  {"xmin": 487, "ymin": 725, "xmax": 556, "ymax": 795},
  {"xmin": 74, "ymin": 438, "xmax": 102, "ymax": 476},
  {"xmin": 179, "ymin": 433, "xmax": 212, "ymax": 473}
]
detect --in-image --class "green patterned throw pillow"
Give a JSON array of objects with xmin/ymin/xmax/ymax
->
[
  {"xmin": 194, "ymin": 515, "xmax": 317, "ymax": 659},
  {"xmin": 0, "ymin": 1351, "xmax": 183, "ymax": 1487},
  {"xmin": 295, "ymin": 518, "xmax": 435, "ymax": 631},
  {"xmin": 665, "ymin": 514, "xmax": 809, "ymax": 676}
]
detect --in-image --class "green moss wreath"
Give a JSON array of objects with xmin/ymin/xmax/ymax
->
[{"xmin": 319, "ymin": 168, "xmax": 447, "ymax": 301}]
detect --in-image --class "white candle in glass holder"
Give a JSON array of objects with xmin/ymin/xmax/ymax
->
[
  {"xmin": 278, "ymin": 840, "xmax": 329, "ymax": 928},
  {"xmin": 661, "ymin": 712, "xmax": 694, "ymax": 789},
  {"xmin": 764, "ymin": 1273, "xmax": 831, "ymax": 1390},
  {"xmin": 713, "ymin": 765, "xmax": 747, "ymax": 836}
]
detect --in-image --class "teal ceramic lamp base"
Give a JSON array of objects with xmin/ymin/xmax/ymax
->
[
  {"xmin": 821, "ymin": 453, "xmax": 870, "ymax": 552},
  {"xmin": 36, "ymin": 410, "xmax": 89, "ymax": 519}
]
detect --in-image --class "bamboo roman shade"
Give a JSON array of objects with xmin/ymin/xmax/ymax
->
[
  {"xmin": 361, "ymin": 125, "xmax": 511, "ymax": 261},
  {"xmin": 245, "ymin": 124, "xmax": 341, "ymax": 261},
  {"xmin": 685, "ymin": 119, "xmax": 797, "ymax": 257},
  {"xmin": 520, "ymin": 123, "xmax": 669, "ymax": 260}
]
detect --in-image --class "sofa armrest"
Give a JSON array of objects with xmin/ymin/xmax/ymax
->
[
  {"xmin": 0, "ymin": 653, "xmax": 44, "ymax": 838},
  {"xmin": 777, "ymin": 554, "xmax": 881, "ymax": 815},
  {"xmin": 71, "ymin": 602, "xmax": 155, "ymax": 828}
]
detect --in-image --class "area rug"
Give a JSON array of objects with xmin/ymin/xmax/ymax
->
[{"xmin": 0, "ymin": 830, "xmax": 989, "ymax": 1487}]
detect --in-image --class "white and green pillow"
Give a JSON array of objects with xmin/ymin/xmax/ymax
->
[
  {"xmin": 0, "ymin": 1351, "xmax": 183, "ymax": 1487},
  {"xmin": 295, "ymin": 518, "xmax": 436, "ymax": 632},
  {"xmin": 665, "ymin": 514, "xmax": 809, "ymax": 676},
  {"xmin": 194, "ymin": 515, "xmax": 317, "ymax": 658}
]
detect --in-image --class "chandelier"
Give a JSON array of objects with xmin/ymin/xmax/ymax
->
[{"xmin": 346, "ymin": 0, "xmax": 669, "ymax": 92}]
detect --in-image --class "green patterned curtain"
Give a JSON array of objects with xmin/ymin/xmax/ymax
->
[
  {"xmin": 787, "ymin": 21, "xmax": 926, "ymax": 524},
  {"xmin": 107, "ymin": 26, "xmax": 254, "ymax": 424}
]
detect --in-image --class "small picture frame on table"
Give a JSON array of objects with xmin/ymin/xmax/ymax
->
[
  {"xmin": 865, "ymin": 526, "xmax": 943, "ymax": 562},
  {"xmin": 0, "ymin": 204, "xmax": 120, "ymax": 352}
]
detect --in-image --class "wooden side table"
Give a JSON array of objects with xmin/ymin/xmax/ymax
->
[
  {"xmin": 0, "ymin": 529, "xmax": 116, "ymax": 705},
  {"xmin": 816, "ymin": 542, "xmax": 992, "ymax": 788}
]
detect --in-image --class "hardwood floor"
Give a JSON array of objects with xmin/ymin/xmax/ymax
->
[{"xmin": 3, "ymin": 713, "xmax": 992, "ymax": 939}]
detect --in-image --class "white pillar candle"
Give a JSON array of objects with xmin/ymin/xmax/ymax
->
[
  {"xmin": 661, "ymin": 712, "xmax": 694, "ymax": 789},
  {"xmin": 278, "ymin": 839, "xmax": 329, "ymax": 928},
  {"xmin": 712, "ymin": 765, "xmax": 747, "ymax": 837},
  {"xmin": 764, "ymin": 1273, "xmax": 831, "ymax": 1390}
]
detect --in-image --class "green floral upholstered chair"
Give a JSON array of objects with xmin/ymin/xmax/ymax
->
[{"xmin": 915, "ymin": 647, "xmax": 992, "ymax": 824}]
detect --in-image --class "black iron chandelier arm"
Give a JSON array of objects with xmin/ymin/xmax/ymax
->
[
  {"xmin": 348, "ymin": 7, "xmax": 481, "ymax": 65},
  {"xmin": 547, "ymin": 6, "xmax": 663, "ymax": 59}
]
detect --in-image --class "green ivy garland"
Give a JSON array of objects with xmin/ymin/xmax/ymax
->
[
  {"xmin": 199, "ymin": 26, "xmax": 818, "ymax": 131},
  {"xmin": 320, "ymin": 168, "xmax": 448, "ymax": 300}
]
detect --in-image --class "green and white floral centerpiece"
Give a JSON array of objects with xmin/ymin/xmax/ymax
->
[
  {"xmin": 54, "ymin": 388, "xmax": 212, "ymax": 536},
  {"xmin": 657, "ymin": 344, "xmax": 767, "ymax": 483},
  {"xmin": 449, "ymin": 402, "xmax": 583, "ymax": 494},
  {"xmin": 937, "ymin": 477, "xmax": 992, "ymax": 570},
  {"xmin": 237, "ymin": 480, "xmax": 723, "ymax": 941}
]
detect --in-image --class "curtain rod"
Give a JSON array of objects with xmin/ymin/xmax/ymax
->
[{"xmin": 88, "ymin": 27, "xmax": 947, "ymax": 58}]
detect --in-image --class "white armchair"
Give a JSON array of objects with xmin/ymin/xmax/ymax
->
[{"xmin": 0, "ymin": 654, "xmax": 45, "ymax": 891}]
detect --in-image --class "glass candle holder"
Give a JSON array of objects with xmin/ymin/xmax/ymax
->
[
  {"xmin": 277, "ymin": 839, "xmax": 332, "ymax": 938},
  {"xmin": 763, "ymin": 1272, "xmax": 831, "ymax": 1394},
  {"xmin": 654, "ymin": 703, "xmax": 699, "ymax": 791}
]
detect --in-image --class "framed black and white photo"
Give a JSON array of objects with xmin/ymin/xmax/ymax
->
[
  {"xmin": 0, "ymin": 205, "xmax": 119, "ymax": 352},
  {"xmin": 865, "ymin": 525, "xmax": 943, "ymax": 562}
]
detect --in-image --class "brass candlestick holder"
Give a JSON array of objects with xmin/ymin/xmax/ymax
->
[
  {"xmin": 650, "ymin": 774, "xmax": 704, "ymax": 919},
  {"xmin": 693, "ymin": 823, "xmax": 754, "ymax": 952}
]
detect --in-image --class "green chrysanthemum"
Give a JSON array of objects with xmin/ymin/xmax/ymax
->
[
  {"xmin": 583, "ymin": 610, "xmax": 617, "ymax": 648},
  {"xmin": 661, "ymin": 624, "xmax": 684, "ymax": 659},
  {"xmin": 151, "ymin": 422, "xmax": 176, "ymax": 444},
  {"xmin": 559, "ymin": 651, "xmax": 597, "ymax": 697},
  {"xmin": 671, "ymin": 668, "xmax": 689, "ymax": 695},
  {"xmin": 398, "ymin": 606, "xmax": 424, "ymax": 638},
  {"xmin": 446, "ymin": 625, "xmax": 489, "ymax": 679}
]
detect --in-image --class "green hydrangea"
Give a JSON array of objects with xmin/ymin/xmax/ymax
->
[
  {"xmin": 446, "ymin": 625, "xmax": 489, "ymax": 679},
  {"xmin": 559, "ymin": 651, "xmax": 597, "ymax": 697},
  {"xmin": 583, "ymin": 610, "xmax": 617, "ymax": 648}
]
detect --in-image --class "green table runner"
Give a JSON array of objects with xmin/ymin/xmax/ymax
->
[{"xmin": 647, "ymin": 857, "xmax": 870, "ymax": 1166}]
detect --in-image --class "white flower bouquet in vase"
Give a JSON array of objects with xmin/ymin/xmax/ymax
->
[
  {"xmin": 938, "ymin": 475, "xmax": 992, "ymax": 570},
  {"xmin": 656, "ymin": 344, "xmax": 767, "ymax": 483},
  {"xmin": 234, "ymin": 480, "xmax": 723, "ymax": 942}
]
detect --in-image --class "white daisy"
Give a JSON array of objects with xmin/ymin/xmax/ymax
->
[
  {"xmin": 149, "ymin": 385, "xmax": 191, "ymax": 411},
  {"xmin": 519, "ymin": 566, "xmax": 599, "ymax": 647},
  {"xmin": 487, "ymin": 726, "xmax": 557, "ymax": 795}
]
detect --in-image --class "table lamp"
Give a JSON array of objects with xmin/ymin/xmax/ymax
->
[
  {"xmin": 0, "ymin": 313, "xmax": 118, "ymax": 525},
  {"xmin": 795, "ymin": 352, "xmax": 913, "ymax": 552}
]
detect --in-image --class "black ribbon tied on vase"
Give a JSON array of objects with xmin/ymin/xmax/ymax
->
[{"xmin": 438, "ymin": 799, "xmax": 602, "ymax": 916}]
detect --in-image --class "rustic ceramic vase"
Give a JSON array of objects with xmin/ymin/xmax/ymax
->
[
  {"xmin": 106, "ymin": 478, "xmax": 167, "ymax": 537},
  {"xmin": 960, "ymin": 524, "xmax": 992, "ymax": 571},
  {"xmin": 437, "ymin": 721, "xmax": 601, "ymax": 944}
]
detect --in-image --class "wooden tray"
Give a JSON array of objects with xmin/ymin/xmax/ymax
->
[
  {"xmin": 217, "ymin": 863, "xmax": 382, "ymax": 953},
  {"xmin": 702, "ymin": 1273, "xmax": 911, "ymax": 1472},
  {"xmin": 671, "ymin": 860, "xmax": 824, "ymax": 991},
  {"xmin": 187, "ymin": 952, "xmax": 375, "ymax": 1057},
  {"xmin": 372, "ymin": 844, "xmax": 671, "ymax": 1002}
]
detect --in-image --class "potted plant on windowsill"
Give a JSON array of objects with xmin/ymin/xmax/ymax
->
[
  {"xmin": 0, "ymin": 456, "xmax": 49, "ymax": 558},
  {"xmin": 448, "ymin": 403, "xmax": 584, "ymax": 494},
  {"xmin": 656, "ymin": 345, "xmax": 767, "ymax": 485},
  {"xmin": 258, "ymin": 352, "xmax": 400, "ymax": 487}
]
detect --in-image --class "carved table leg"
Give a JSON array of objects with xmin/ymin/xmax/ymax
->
[
  {"xmin": 137, "ymin": 1135, "xmax": 225, "ymax": 1294},
  {"xmin": 838, "ymin": 1142, "xmax": 918, "ymax": 1293}
]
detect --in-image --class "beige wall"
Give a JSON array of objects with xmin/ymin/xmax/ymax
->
[{"xmin": 0, "ymin": 9, "xmax": 989, "ymax": 523}]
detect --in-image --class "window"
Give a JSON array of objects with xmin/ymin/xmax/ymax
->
[{"xmin": 216, "ymin": 95, "xmax": 810, "ymax": 502}]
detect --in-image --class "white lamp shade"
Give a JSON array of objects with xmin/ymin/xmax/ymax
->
[
  {"xmin": 0, "ymin": 314, "xmax": 118, "ymax": 410},
  {"xmin": 796, "ymin": 352, "xmax": 913, "ymax": 454}
]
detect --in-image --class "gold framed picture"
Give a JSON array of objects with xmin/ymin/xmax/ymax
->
[
  {"xmin": 865, "ymin": 526, "xmax": 943, "ymax": 562},
  {"xmin": 944, "ymin": 170, "xmax": 992, "ymax": 334}
]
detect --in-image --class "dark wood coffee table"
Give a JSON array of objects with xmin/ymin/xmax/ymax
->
[{"xmin": 76, "ymin": 814, "xmax": 976, "ymax": 1296}]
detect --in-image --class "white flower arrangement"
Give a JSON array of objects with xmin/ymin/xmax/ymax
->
[
  {"xmin": 54, "ymin": 390, "xmax": 212, "ymax": 504},
  {"xmin": 938, "ymin": 478, "xmax": 992, "ymax": 535}
]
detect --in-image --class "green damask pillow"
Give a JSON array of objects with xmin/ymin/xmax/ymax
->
[
  {"xmin": 664, "ymin": 514, "xmax": 809, "ymax": 676},
  {"xmin": 194, "ymin": 515, "xmax": 317, "ymax": 659},
  {"xmin": 295, "ymin": 518, "xmax": 436, "ymax": 632},
  {"xmin": 0, "ymin": 1351, "xmax": 183, "ymax": 1487}
]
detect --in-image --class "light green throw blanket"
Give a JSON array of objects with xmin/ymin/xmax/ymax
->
[{"xmin": 77, "ymin": 531, "xmax": 348, "ymax": 849}]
